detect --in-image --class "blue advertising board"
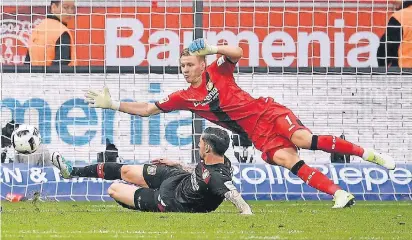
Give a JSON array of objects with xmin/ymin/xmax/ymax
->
[{"xmin": 1, "ymin": 163, "xmax": 411, "ymax": 201}]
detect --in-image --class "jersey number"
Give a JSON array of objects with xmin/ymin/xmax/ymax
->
[
  {"xmin": 285, "ymin": 115, "xmax": 293, "ymax": 125},
  {"xmin": 285, "ymin": 115, "xmax": 296, "ymax": 131}
]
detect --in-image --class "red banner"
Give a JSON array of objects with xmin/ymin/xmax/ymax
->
[{"xmin": 1, "ymin": 3, "xmax": 393, "ymax": 67}]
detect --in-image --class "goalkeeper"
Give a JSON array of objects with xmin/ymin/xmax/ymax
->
[
  {"xmin": 52, "ymin": 127, "xmax": 252, "ymax": 214},
  {"xmin": 84, "ymin": 38, "xmax": 396, "ymax": 209}
]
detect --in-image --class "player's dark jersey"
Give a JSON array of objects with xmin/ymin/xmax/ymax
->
[
  {"xmin": 159, "ymin": 156, "xmax": 235, "ymax": 213},
  {"xmin": 155, "ymin": 56, "xmax": 290, "ymax": 144}
]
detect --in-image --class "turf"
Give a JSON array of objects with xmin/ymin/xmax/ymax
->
[{"xmin": 1, "ymin": 201, "xmax": 411, "ymax": 240}]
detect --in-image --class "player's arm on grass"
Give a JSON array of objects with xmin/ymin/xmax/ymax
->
[
  {"xmin": 208, "ymin": 175, "xmax": 253, "ymax": 215},
  {"xmin": 151, "ymin": 158, "xmax": 196, "ymax": 173},
  {"xmin": 189, "ymin": 38, "xmax": 243, "ymax": 63},
  {"xmin": 84, "ymin": 87, "xmax": 184, "ymax": 117},
  {"xmin": 224, "ymin": 189, "xmax": 253, "ymax": 215}
]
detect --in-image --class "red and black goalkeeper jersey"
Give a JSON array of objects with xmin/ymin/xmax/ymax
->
[{"xmin": 155, "ymin": 56, "xmax": 279, "ymax": 142}]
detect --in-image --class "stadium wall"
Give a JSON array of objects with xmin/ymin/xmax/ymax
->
[{"xmin": 1, "ymin": 67, "xmax": 411, "ymax": 164}]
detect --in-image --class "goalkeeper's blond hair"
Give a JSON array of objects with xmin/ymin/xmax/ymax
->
[{"xmin": 180, "ymin": 48, "xmax": 206, "ymax": 62}]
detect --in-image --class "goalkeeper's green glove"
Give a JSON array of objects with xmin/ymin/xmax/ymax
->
[
  {"xmin": 84, "ymin": 87, "xmax": 120, "ymax": 110},
  {"xmin": 188, "ymin": 38, "xmax": 218, "ymax": 56}
]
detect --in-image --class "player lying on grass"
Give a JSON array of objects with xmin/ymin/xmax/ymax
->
[
  {"xmin": 84, "ymin": 38, "xmax": 396, "ymax": 209},
  {"xmin": 52, "ymin": 127, "xmax": 252, "ymax": 214}
]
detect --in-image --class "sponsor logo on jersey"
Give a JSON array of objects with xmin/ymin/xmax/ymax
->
[
  {"xmin": 217, "ymin": 56, "xmax": 225, "ymax": 66},
  {"xmin": 193, "ymin": 87, "xmax": 219, "ymax": 107},
  {"xmin": 147, "ymin": 165, "xmax": 157, "ymax": 175}
]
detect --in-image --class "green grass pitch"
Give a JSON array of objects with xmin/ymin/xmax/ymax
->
[{"xmin": 1, "ymin": 201, "xmax": 411, "ymax": 240}]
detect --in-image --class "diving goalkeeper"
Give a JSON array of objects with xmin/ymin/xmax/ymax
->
[
  {"xmin": 84, "ymin": 38, "xmax": 396, "ymax": 209},
  {"xmin": 52, "ymin": 127, "xmax": 252, "ymax": 214}
]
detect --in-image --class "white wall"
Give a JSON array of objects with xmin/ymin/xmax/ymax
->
[{"xmin": 1, "ymin": 73, "xmax": 411, "ymax": 164}]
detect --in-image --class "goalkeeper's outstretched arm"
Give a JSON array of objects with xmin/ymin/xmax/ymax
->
[
  {"xmin": 118, "ymin": 102, "xmax": 161, "ymax": 117},
  {"xmin": 84, "ymin": 87, "xmax": 162, "ymax": 117}
]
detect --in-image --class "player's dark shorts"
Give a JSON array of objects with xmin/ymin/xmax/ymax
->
[
  {"xmin": 132, "ymin": 164, "xmax": 189, "ymax": 212},
  {"xmin": 251, "ymin": 99, "xmax": 311, "ymax": 163}
]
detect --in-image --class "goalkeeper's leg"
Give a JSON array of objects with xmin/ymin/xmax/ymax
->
[
  {"xmin": 290, "ymin": 129, "xmax": 396, "ymax": 170},
  {"xmin": 273, "ymin": 111, "xmax": 396, "ymax": 170},
  {"xmin": 270, "ymin": 147, "xmax": 354, "ymax": 209},
  {"xmin": 274, "ymin": 111, "xmax": 395, "ymax": 170}
]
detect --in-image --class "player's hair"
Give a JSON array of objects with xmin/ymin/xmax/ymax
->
[
  {"xmin": 202, "ymin": 127, "xmax": 230, "ymax": 156},
  {"xmin": 49, "ymin": 0, "xmax": 61, "ymax": 13},
  {"xmin": 50, "ymin": 0, "xmax": 60, "ymax": 7},
  {"xmin": 403, "ymin": 1, "xmax": 412, "ymax": 8},
  {"xmin": 180, "ymin": 48, "xmax": 206, "ymax": 62}
]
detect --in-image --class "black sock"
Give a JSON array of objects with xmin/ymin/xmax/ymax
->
[
  {"xmin": 71, "ymin": 163, "xmax": 123, "ymax": 180},
  {"xmin": 71, "ymin": 165, "xmax": 98, "ymax": 178}
]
